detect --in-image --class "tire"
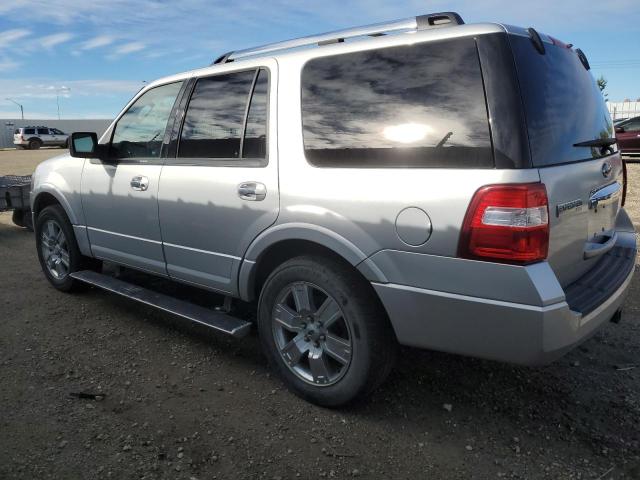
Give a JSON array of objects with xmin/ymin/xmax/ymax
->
[
  {"xmin": 12, "ymin": 209, "xmax": 34, "ymax": 231},
  {"xmin": 257, "ymin": 255, "xmax": 397, "ymax": 407},
  {"xmin": 61, "ymin": 139, "xmax": 69, "ymax": 149},
  {"xmin": 11, "ymin": 209, "xmax": 25, "ymax": 228},
  {"xmin": 29, "ymin": 138, "xmax": 41, "ymax": 150},
  {"xmin": 35, "ymin": 205, "xmax": 87, "ymax": 292}
]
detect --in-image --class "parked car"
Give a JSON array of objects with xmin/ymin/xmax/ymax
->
[
  {"xmin": 613, "ymin": 117, "xmax": 629, "ymax": 125},
  {"xmin": 615, "ymin": 116, "xmax": 640, "ymax": 156},
  {"xmin": 13, "ymin": 126, "xmax": 69, "ymax": 150},
  {"xmin": 30, "ymin": 12, "xmax": 636, "ymax": 407}
]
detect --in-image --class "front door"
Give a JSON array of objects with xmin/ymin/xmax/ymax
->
[
  {"xmin": 81, "ymin": 81, "xmax": 184, "ymax": 275},
  {"xmin": 158, "ymin": 64, "xmax": 278, "ymax": 294}
]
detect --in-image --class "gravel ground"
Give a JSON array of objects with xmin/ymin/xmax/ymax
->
[{"xmin": 1, "ymin": 149, "xmax": 639, "ymax": 479}]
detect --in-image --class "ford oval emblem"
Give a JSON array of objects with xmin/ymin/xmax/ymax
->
[{"xmin": 601, "ymin": 162, "xmax": 612, "ymax": 178}]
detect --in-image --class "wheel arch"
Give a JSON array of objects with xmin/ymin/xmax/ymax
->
[
  {"xmin": 238, "ymin": 224, "xmax": 387, "ymax": 302},
  {"xmin": 32, "ymin": 187, "xmax": 78, "ymax": 225}
]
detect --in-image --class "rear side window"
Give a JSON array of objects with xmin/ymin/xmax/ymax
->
[
  {"xmin": 301, "ymin": 37, "xmax": 493, "ymax": 168},
  {"xmin": 24, "ymin": 128, "xmax": 35, "ymax": 135},
  {"xmin": 243, "ymin": 70, "xmax": 268, "ymax": 158},
  {"xmin": 14, "ymin": 129, "xmax": 19, "ymax": 134},
  {"xmin": 37, "ymin": 128, "xmax": 49, "ymax": 135},
  {"xmin": 179, "ymin": 68, "xmax": 269, "ymax": 161}
]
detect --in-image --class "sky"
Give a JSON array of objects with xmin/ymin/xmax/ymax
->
[{"xmin": 0, "ymin": 0, "xmax": 639, "ymax": 120}]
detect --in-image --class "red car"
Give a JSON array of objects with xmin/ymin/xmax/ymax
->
[{"xmin": 615, "ymin": 116, "xmax": 640, "ymax": 156}]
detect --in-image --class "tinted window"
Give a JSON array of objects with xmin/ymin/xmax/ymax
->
[
  {"xmin": 51, "ymin": 128, "xmax": 65, "ymax": 134},
  {"xmin": 112, "ymin": 81, "xmax": 183, "ymax": 159},
  {"xmin": 301, "ymin": 38, "xmax": 492, "ymax": 168},
  {"xmin": 37, "ymin": 128, "xmax": 49, "ymax": 135},
  {"xmin": 24, "ymin": 128, "xmax": 35, "ymax": 135},
  {"xmin": 623, "ymin": 120, "xmax": 640, "ymax": 132},
  {"xmin": 179, "ymin": 70, "xmax": 255, "ymax": 159},
  {"xmin": 14, "ymin": 129, "xmax": 19, "ymax": 134},
  {"xmin": 511, "ymin": 36, "xmax": 614, "ymax": 166},
  {"xmin": 243, "ymin": 69, "xmax": 268, "ymax": 158}
]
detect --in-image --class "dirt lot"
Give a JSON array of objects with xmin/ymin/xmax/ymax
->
[{"xmin": 1, "ymin": 149, "xmax": 639, "ymax": 479}]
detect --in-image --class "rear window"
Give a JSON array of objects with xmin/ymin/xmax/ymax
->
[
  {"xmin": 301, "ymin": 37, "xmax": 493, "ymax": 168},
  {"xmin": 510, "ymin": 36, "xmax": 614, "ymax": 167}
]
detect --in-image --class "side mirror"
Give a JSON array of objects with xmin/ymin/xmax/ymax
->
[
  {"xmin": 69, "ymin": 132, "xmax": 106, "ymax": 159},
  {"xmin": 615, "ymin": 126, "xmax": 625, "ymax": 134}
]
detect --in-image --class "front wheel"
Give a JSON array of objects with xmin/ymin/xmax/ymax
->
[
  {"xmin": 257, "ymin": 255, "xmax": 397, "ymax": 407},
  {"xmin": 35, "ymin": 205, "xmax": 87, "ymax": 292}
]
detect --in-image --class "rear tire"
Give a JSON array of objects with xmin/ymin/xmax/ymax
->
[
  {"xmin": 11, "ymin": 209, "xmax": 32, "ymax": 230},
  {"xmin": 29, "ymin": 139, "xmax": 41, "ymax": 150},
  {"xmin": 35, "ymin": 205, "xmax": 88, "ymax": 292},
  {"xmin": 11, "ymin": 209, "xmax": 25, "ymax": 228},
  {"xmin": 257, "ymin": 255, "xmax": 397, "ymax": 407}
]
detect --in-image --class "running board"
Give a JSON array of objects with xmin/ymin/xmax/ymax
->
[{"xmin": 70, "ymin": 270, "xmax": 251, "ymax": 338}]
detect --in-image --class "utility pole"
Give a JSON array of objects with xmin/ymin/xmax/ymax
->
[
  {"xmin": 56, "ymin": 86, "xmax": 70, "ymax": 119},
  {"xmin": 5, "ymin": 98, "xmax": 24, "ymax": 120}
]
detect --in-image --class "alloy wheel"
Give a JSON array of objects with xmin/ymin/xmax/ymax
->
[
  {"xmin": 40, "ymin": 219, "xmax": 70, "ymax": 280},
  {"xmin": 271, "ymin": 282, "xmax": 353, "ymax": 386}
]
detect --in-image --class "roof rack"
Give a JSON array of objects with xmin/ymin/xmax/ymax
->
[{"xmin": 212, "ymin": 12, "xmax": 464, "ymax": 65}]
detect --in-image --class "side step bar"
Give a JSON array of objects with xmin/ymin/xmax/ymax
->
[{"xmin": 70, "ymin": 270, "xmax": 251, "ymax": 338}]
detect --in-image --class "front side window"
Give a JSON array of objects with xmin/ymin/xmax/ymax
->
[
  {"xmin": 51, "ymin": 128, "xmax": 65, "ymax": 135},
  {"xmin": 111, "ymin": 81, "xmax": 183, "ymax": 159},
  {"xmin": 301, "ymin": 38, "xmax": 493, "ymax": 168},
  {"xmin": 179, "ymin": 68, "xmax": 269, "ymax": 160}
]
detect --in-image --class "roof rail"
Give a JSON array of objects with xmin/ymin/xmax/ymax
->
[{"xmin": 212, "ymin": 12, "xmax": 464, "ymax": 65}]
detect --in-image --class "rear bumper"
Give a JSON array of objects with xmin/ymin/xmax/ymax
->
[
  {"xmin": 363, "ymin": 214, "xmax": 637, "ymax": 366},
  {"xmin": 373, "ymin": 264, "xmax": 633, "ymax": 365}
]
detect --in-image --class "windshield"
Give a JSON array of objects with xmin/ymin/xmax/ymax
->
[{"xmin": 510, "ymin": 35, "xmax": 614, "ymax": 167}]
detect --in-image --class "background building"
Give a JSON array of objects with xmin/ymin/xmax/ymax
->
[
  {"xmin": 608, "ymin": 101, "xmax": 640, "ymax": 121},
  {"xmin": 1, "ymin": 119, "xmax": 112, "ymax": 149}
]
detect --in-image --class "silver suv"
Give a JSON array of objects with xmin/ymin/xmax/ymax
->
[
  {"xmin": 14, "ymin": 126, "xmax": 69, "ymax": 149},
  {"xmin": 31, "ymin": 12, "xmax": 636, "ymax": 406}
]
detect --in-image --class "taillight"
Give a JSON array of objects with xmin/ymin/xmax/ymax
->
[
  {"xmin": 622, "ymin": 159, "xmax": 627, "ymax": 207},
  {"xmin": 459, "ymin": 183, "xmax": 549, "ymax": 264}
]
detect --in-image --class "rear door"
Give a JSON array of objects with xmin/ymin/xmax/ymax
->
[
  {"xmin": 510, "ymin": 33, "xmax": 624, "ymax": 286},
  {"xmin": 37, "ymin": 128, "xmax": 52, "ymax": 145},
  {"xmin": 158, "ymin": 64, "xmax": 278, "ymax": 294}
]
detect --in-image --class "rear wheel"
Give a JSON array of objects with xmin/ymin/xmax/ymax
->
[
  {"xmin": 28, "ymin": 139, "xmax": 41, "ymax": 150},
  {"xmin": 257, "ymin": 255, "xmax": 397, "ymax": 407},
  {"xmin": 35, "ymin": 205, "xmax": 88, "ymax": 292}
]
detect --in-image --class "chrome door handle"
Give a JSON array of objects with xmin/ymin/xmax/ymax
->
[
  {"xmin": 238, "ymin": 181, "xmax": 266, "ymax": 201},
  {"xmin": 130, "ymin": 176, "xmax": 149, "ymax": 191}
]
